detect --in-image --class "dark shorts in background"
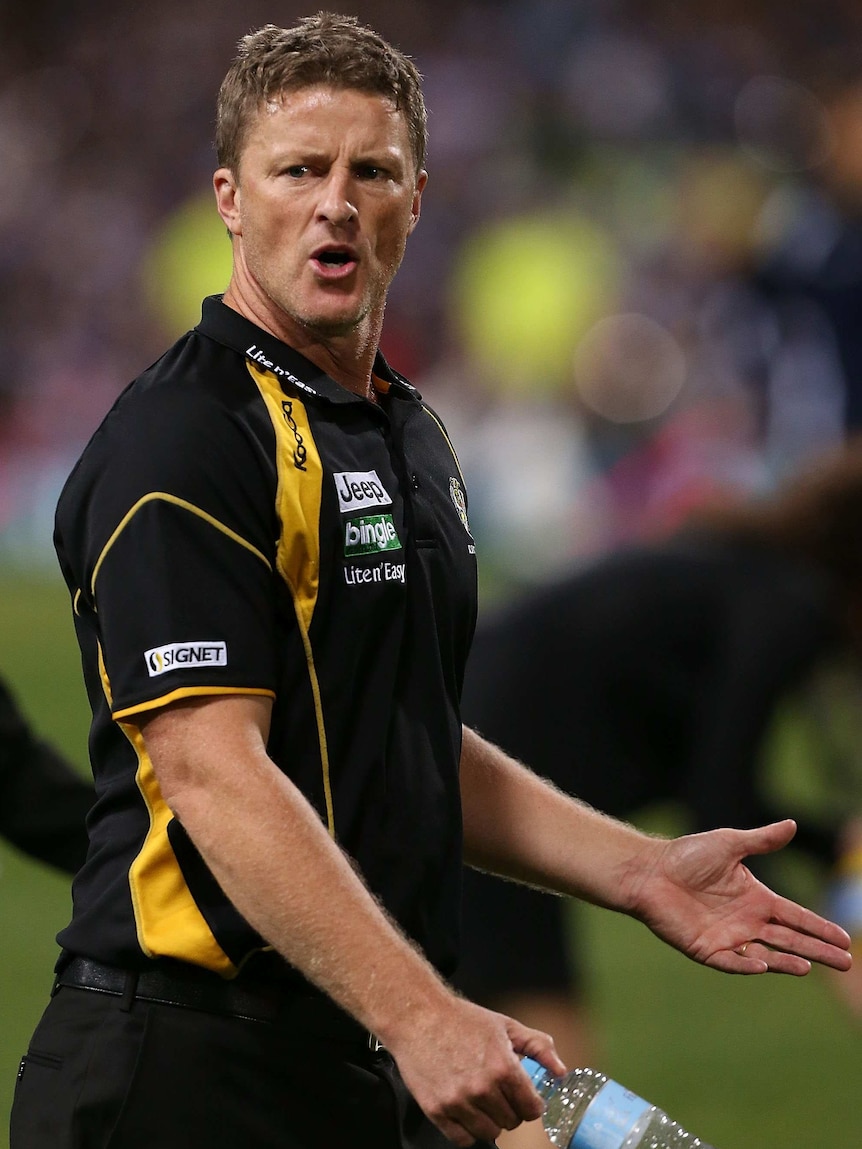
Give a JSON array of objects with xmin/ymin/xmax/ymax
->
[{"xmin": 454, "ymin": 867, "xmax": 579, "ymax": 1004}]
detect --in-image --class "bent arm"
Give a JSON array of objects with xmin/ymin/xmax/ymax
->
[
  {"xmin": 138, "ymin": 695, "xmax": 561, "ymax": 1147},
  {"xmin": 140, "ymin": 694, "xmax": 449, "ymax": 1039}
]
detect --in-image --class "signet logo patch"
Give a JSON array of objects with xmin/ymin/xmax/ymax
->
[
  {"xmin": 145, "ymin": 641, "xmax": 228, "ymax": 677},
  {"xmin": 344, "ymin": 514, "xmax": 402, "ymax": 556}
]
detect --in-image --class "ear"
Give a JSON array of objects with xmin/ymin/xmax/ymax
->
[
  {"xmin": 407, "ymin": 169, "xmax": 428, "ymax": 235},
  {"xmin": 214, "ymin": 168, "xmax": 242, "ymax": 236}
]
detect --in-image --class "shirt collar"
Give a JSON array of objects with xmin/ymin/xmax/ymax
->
[{"xmin": 195, "ymin": 295, "xmax": 421, "ymax": 405}]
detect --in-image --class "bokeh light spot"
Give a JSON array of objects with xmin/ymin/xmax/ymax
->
[
  {"xmin": 450, "ymin": 211, "xmax": 622, "ymax": 395},
  {"xmin": 573, "ymin": 312, "xmax": 686, "ymax": 423},
  {"xmin": 141, "ymin": 192, "xmax": 233, "ymax": 339}
]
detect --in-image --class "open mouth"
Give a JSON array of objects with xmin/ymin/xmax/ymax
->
[{"xmin": 312, "ymin": 246, "xmax": 358, "ymax": 276}]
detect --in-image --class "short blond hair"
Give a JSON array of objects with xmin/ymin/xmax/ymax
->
[{"xmin": 216, "ymin": 12, "xmax": 427, "ymax": 175}]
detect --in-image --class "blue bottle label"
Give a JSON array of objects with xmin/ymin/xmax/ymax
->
[
  {"xmin": 569, "ymin": 1080, "xmax": 651, "ymax": 1149},
  {"xmin": 521, "ymin": 1056, "xmax": 547, "ymax": 1087}
]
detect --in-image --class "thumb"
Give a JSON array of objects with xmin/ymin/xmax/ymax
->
[
  {"xmin": 736, "ymin": 818, "xmax": 797, "ymax": 859},
  {"xmin": 507, "ymin": 1020, "xmax": 567, "ymax": 1078}
]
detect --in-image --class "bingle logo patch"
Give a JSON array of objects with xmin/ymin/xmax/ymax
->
[
  {"xmin": 145, "ymin": 641, "xmax": 228, "ymax": 677},
  {"xmin": 344, "ymin": 514, "xmax": 402, "ymax": 556},
  {"xmin": 334, "ymin": 470, "xmax": 393, "ymax": 513}
]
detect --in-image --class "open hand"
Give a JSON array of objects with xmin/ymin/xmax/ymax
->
[{"xmin": 630, "ymin": 819, "xmax": 852, "ymax": 975}]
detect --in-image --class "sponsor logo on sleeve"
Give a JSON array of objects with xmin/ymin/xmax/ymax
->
[
  {"xmin": 334, "ymin": 470, "xmax": 393, "ymax": 512},
  {"xmin": 145, "ymin": 641, "xmax": 228, "ymax": 677},
  {"xmin": 344, "ymin": 514, "xmax": 402, "ymax": 557}
]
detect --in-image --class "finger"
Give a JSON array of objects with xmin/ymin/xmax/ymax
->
[
  {"xmin": 442, "ymin": 1086, "xmax": 520, "ymax": 1147},
  {"xmin": 510, "ymin": 1023, "xmax": 567, "ymax": 1078},
  {"xmin": 476, "ymin": 1089, "xmax": 522, "ymax": 1134},
  {"xmin": 497, "ymin": 1067, "xmax": 545, "ymax": 1129},
  {"xmin": 502, "ymin": 1069, "xmax": 545, "ymax": 1125},
  {"xmin": 471, "ymin": 1068, "xmax": 526, "ymax": 1134},
  {"xmin": 430, "ymin": 1054, "xmax": 539, "ymax": 1144},
  {"xmin": 706, "ymin": 949, "xmax": 769, "ymax": 975},
  {"xmin": 756, "ymin": 923, "xmax": 853, "ymax": 971},
  {"xmin": 430, "ymin": 1095, "xmax": 503, "ymax": 1149},
  {"xmin": 451, "ymin": 1108, "xmax": 503, "ymax": 1146},
  {"xmin": 735, "ymin": 819, "xmax": 797, "ymax": 858},
  {"xmin": 714, "ymin": 936, "xmax": 849, "ymax": 976},
  {"xmin": 737, "ymin": 940, "xmax": 811, "ymax": 976},
  {"xmin": 769, "ymin": 896, "xmax": 852, "ymax": 951}
]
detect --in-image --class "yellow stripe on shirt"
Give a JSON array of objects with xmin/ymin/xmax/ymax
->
[
  {"xmin": 247, "ymin": 362, "xmax": 335, "ymax": 838},
  {"xmin": 122, "ymin": 719, "xmax": 236, "ymax": 975}
]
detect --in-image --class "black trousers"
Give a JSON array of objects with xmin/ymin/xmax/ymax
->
[{"xmin": 11, "ymin": 985, "xmax": 491, "ymax": 1149}]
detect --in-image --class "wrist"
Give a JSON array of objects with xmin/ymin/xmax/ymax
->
[
  {"xmin": 615, "ymin": 832, "xmax": 669, "ymax": 920},
  {"xmin": 371, "ymin": 966, "xmax": 455, "ymax": 1051}
]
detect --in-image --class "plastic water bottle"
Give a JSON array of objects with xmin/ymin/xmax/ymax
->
[{"xmin": 521, "ymin": 1057, "xmax": 717, "ymax": 1148}]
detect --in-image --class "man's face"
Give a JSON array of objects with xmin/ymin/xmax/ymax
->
[{"xmin": 215, "ymin": 84, "xmax": 426, "ymax": 340}]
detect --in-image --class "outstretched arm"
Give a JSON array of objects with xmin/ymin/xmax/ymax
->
[{"xmin": 461, "ymin": 726, "xmax": 852, "ymax": 975}]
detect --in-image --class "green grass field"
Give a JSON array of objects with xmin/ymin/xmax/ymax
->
[{"xmin": 0, "ymin": 573, "xmax": 860, "ymax": 1148}]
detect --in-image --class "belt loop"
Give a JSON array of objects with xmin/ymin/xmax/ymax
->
[{"xmin": 120, "ymin": 971, "xmax": 139, "ymax": 1012}]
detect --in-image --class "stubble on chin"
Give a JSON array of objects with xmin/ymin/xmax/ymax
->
[
  {"xmin": 282, "ymin": 280, "xmax": 383, "ymax": 343},
  {"xmin": 296, "ymin": 309, "xmax": 366, "ymax": 339},
  {"xmin": 259, "ymin": 276, "xmax": 366, "ymax": 341},
  {"xmin": 258, "ymin": 258, "xmax": 387, "ymax": 347}
]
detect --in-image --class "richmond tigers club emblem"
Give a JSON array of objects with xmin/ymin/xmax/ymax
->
[{"xmin": 449, "ymin": 476, "xmax": 472, "ymax": 537}]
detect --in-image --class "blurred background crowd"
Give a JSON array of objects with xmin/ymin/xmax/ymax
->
[
  {"xmin": 3, "ymin": 4, "xmax": 862, "ymax": 1144},
  {"xmin": 3, "ymin": 0, "xmax": 862, "ymax": 596}
]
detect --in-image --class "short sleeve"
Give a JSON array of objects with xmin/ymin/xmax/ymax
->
[
  {"xmin": 71, "ymin": 382, "xmax": 282, "ymax": 719},
  {"xmin": 94, "ymin": 496, "xmax": 278, "ymax": 717}
]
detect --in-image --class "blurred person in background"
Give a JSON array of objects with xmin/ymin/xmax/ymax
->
[
  {"xmin": 0, "ymin": 675, "xmax": 90, "ymax": 875},
  {"xmin": 457, "ymin": 441, "xmax": 862, "ymax": 1149},
  {"xmin": 7, "ymin": 13, "xmax": 854, "ymax": 1149}
]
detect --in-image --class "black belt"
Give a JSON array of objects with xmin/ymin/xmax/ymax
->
[{"xmin": 55, "ymin": 957, "xmax": 383, "ymax": 1050}]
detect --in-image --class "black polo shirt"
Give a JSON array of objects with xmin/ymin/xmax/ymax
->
[{"xmin": 54, "ymin": 296, "xmax": 478, "ymax": 982}]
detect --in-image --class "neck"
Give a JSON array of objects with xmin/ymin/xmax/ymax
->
[{"xmin": 222, "ymin": 282, "xmax": 382, "ymax": 400}]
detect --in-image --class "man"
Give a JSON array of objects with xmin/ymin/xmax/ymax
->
[{"xmin": 10, "ymin": 15, "xmax": 851, "ymax": 1149}]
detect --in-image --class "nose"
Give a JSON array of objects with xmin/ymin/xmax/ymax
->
[{"xmin": 317, "ymin": 171, "xmax": 358, "ymax": 227}]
